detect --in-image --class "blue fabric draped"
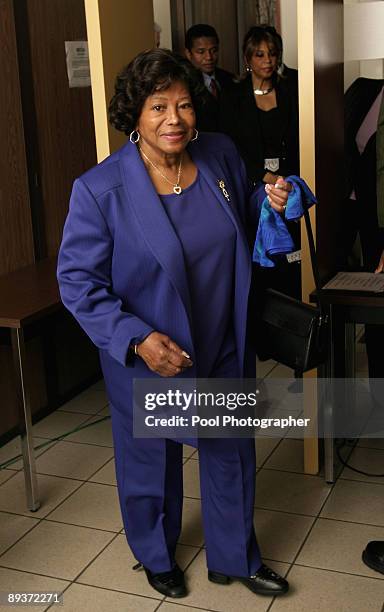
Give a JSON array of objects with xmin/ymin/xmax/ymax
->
[{"xmin": 252, "ymin": 175, "xmax": 317, "ymax": 267}]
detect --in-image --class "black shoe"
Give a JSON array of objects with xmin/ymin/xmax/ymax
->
[
  {"xmin": 362, "ymin": 541, "xmax": 384, "ymax": 575},
  {"xmin": 133, "ymin": 562, "xmax": 187, "ymax": 598},
  {"xmin": 208, "ymin": 563, "xmax": 289, "ymax": 596}
]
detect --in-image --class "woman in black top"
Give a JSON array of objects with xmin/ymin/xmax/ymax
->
[
  {"xmin": 220, "ymin": 26, "xmax": 300, "ymax": 298},
  {"xmin": 220, "ymin": 25, "xmax": 299, "ymax": 185}
]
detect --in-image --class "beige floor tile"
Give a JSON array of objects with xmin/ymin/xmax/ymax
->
[
  {"xmin": 340, "ymin": 446, "xmax": 384, "ymax": 485},
  {"xmin": 179, "ymin": 497, "xmax": 204, "ymax": 547},
  {"xmin": 320, "ymin": 479, "xmax": 384, "ymax": 526},
  {"xmin": 95, "ymin": 405, "xmax": 110, "ymax": 417},
  {"xmin": 0, "ymin": 470, "xmax": 17, "ymax": 485},
  {"xmin": 0, "ymin": 438, "xmax": 25, "ymax": 467},
  {"xmin": 176, "ymin": 543, "xmax": 201, "ymax": 570},
  {"xmin": 183, "ymin": 444, "xmax": 196, "ymax": 459},
  {"xmin": 0, "ymin": 471, "xmax": 83, "ymax": 518},
  {"xmin": 77, "ymin": 533, "xmax": 198, "ymax": 598},
  {"xmin": 58, "ymin": 386, "xmax": 108, "ymax": 415},
  {"xmin": 89, "ymin": 458, "xmax": 116, "ymax": 485},
  {"xmin": 0, "ymin": 437, "xmax": 56, "ymax": 471},
  {"xmin": 0, "ymin": 512, "xmax": 39, "ymax": 555},
  {"xmin": 0, "ymin": 567, "xmax": 69, "ymax": 612},
  {"xmin": 256, "ymin": 358, "xmax": 277, "ymax": 378},
  {"xmin": 32, "ymin": 411, "xmax": 92, "ymax": 439},
  {"xmin": 254, "ymin": 508, "xmax": 314, "ymax": 563},
  {"xmin": 355, "ymin": 349, "xmax": 369, "ymax": 373},
  {"xmin": 271, "ymin": 565, "xmax": 384, "ymax": 612},
  {"xmin": 0, "ymin": 520, "xmax": 113, "ymax": 580},
  {"xmin": 255, "ymin": 469, "xmax": 331, "ymax": 516},
  {"xmin": 33, "ymin": 441, "xmax": 113, "ymax": 481},
  {"xmin": 47, "ymin": 482, "xmax": 122, "ymax": 532},
  {"xmin": 263, "ymin": 439, "xmax": 304, "ymax": 473},
  {"xmin": 64, "ymin": 415, "xmax": 113, "ymax": 447},
  {"xmin": 171, "ymin": 549, "xmax": 289, "ymax": 612},
  {"xmin": 59, "ymin": 583, "xmax": 158, "ymax": 612},
  {"xmin": 266, "ymin": 363, "xmax": 295, "ymax": 378},
  {"xmin": 158, "ymin": 604, "xmax": 212, "ymax": 612},
  {"xmin": 183, "ymin": 459, "xmax": 201, "ymax": 499},
  {"xmin": 255, "ymin": 437, "xmax": 281, "ymax": 467},
  {"xmin": 297, "ymin": 518, "xmax": 384, "ymax": 580}
]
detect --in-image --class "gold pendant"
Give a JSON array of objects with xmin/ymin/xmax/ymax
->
[
  {"xmin": 173, "ymin": 185, "xmax": 182, "ymax": 195},
  {"xmin": 218, "ymin": 179, "xmax": 230, "ymax": 202}
]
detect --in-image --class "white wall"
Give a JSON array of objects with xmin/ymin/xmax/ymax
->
[
  {"xmin": 344, "ymin": 0, "xmax": 384, "ymax": 90},
  {"xmin": 280, "ymin": 0, "xmax": 298, "ymax": 69},
  {"xmin": 153, "ymin": 0, "xmax": 172, "ymax": 49}
]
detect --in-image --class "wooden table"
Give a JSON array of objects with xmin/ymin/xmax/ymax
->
[
  {"xmin": 314, "ymin": 288, "xmax": 384, "ymax": 482},
  {"xmin": 0, "ymin": 258, "xmax": 61, "ymax": 511}
]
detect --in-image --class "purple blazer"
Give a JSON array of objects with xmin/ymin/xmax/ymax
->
[{"xmin": 57, "ymin": 132, "xmax": 258, "ymax": 415}]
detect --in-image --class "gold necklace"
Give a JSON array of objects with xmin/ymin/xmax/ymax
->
[{"xmin": 139, "ymin": 147, "xmax": 183, "ymax": 194}]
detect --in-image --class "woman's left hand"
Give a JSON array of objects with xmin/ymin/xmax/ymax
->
[{"xmin": 265, "ymin": 177, "xmax": 292, "ymax": 214}]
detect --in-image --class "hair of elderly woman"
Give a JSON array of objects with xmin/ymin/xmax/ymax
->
[
  {"xmin": 109, "ymin": 48, "xmax": 204, "ymax": 135},
  {"xmin": 242, "ymin": 25, "xmax": 283, "ymax": 68}
]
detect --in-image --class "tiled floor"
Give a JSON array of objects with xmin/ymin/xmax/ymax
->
[{"xmin": 1, "ymin": 359, "xmax": 384, "ymax": 612}]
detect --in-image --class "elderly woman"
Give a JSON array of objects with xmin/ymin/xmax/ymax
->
[{"xmin": 57, "ymin": 49, "xmax": 290, "ymax": 599}]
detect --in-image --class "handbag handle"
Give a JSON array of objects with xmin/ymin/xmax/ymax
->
[{"xmin": 296, "ymin": 184, "xmax": 325, "ymax": 316}]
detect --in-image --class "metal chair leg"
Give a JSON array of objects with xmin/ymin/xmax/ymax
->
[{"xmin": 11, "ymin": 328, "xmax": 40, "ymax": 511}]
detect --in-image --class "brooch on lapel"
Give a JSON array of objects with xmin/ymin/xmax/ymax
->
[{"xmin": 217, "ymin": 179, "xmax": 230, "ymax": 202}]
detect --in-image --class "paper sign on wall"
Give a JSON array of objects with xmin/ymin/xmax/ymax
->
[{"xmin": 65, "ymin": 41, "xmax": 91, "ymax": 88}]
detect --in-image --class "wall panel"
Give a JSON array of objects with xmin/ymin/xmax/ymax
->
[
  {"xmin": 25, "ymin": 0, "xmax": 97, "ymax": 257},
  {"xmin": 0, "ymin": 0, "xmax": 35, "ymax": 275}
]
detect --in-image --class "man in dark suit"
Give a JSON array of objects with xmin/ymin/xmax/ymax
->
[
  {"xmin": 343, "ymin": 77, "xmax": 384, "ymax": 382},
  {"xmin": 185, "ymin": 24, "xmax": 235, "ymax": 131}
]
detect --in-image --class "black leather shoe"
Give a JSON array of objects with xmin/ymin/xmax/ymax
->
[
  {"xmin": 362, "ymin": 541, "xmax": 384, "ymax": 574},
  {"xmin": 208, "ymin": 563, "xmax": 289, "ymax": 596},
  {"xmin": 133, "ymin": 562, "xmax": 187, "ymax": 598}
]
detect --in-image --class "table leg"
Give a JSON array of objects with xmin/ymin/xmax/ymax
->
[
  {"xmin": 11, "ymin": 328, "xmax": 40, "ymax": 511},
  {"xmin": 324, "ymin": 304, "xmax": 335, "ymax": 483}
]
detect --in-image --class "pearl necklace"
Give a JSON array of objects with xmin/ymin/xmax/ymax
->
[
  {"xmin": 139, "ymin": 147, "xmax": 183, "ymax": 194},
  {"xmin": 254, "ymin": 86, "xmax": 274, "ymax": 96}
]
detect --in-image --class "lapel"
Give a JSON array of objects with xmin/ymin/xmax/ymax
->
[
  {"xmin": 118, "ymin": 142, "xmax": 193, "ymax": 325},
  {"xmin": 188, "ymin": 139, "xmax": 249, "ymax": 249}
]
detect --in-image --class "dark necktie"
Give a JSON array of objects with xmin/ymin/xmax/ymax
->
[{"xmin": 210, "ymin": 78, "xmax": 218, "ymax": 98}]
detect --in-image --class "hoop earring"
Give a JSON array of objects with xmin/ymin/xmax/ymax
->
[
  {"xmin": 246, "ymin": 65, "xmax": 252, "ymax": 73},
  {"xmin": 190, "ymin": 128, "xmax": 198, "ymax": 142},
  {"xmin": 129, "ymin": 130, "xmax": 140, "ymax": 144}
]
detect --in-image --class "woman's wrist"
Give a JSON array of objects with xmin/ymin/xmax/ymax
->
[
  {"xmin": 263, "ymin": 172, "xmax": 284, "ymax": 184},
  {"xmin": 263, "ymin": 171, "xmax": 278, "ymax": 184},
  {"xmin": 130, "ymin": 341, "xmax": 142, "ymax": 357}
]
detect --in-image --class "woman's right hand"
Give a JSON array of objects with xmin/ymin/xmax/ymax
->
[{"xmin": 136, "ymin": 331, "xmax": 193, "ymax": 377}]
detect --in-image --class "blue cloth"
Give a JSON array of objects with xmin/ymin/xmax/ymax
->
[
  {"xmin": 252, "ymin": 175, "xmax": 317, "ymax": 267},
  {"xmin": 160, "ymin": 171, "xmax": 238, "ymax": 377}
]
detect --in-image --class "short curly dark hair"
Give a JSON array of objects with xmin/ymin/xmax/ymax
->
[{"xmin": 109, "ymin": 48, "xmax": 205, "ymax": 135}]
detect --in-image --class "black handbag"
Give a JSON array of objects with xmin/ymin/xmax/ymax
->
[{"xmin": 256, "ymin": 197, "xmax": 328, "ymax": 376}]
